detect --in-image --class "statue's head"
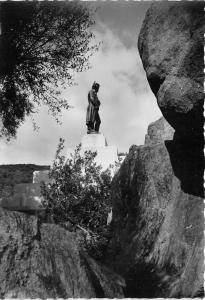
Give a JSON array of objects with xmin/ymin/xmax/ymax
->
[{"xmin": 92, "ymin": 81, "xmax": 100, "ymax": 92}]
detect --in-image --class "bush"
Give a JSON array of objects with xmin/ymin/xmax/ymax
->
[{"xmin": 41, "ymin": 138, "xmax": 112, "ymax": 235}]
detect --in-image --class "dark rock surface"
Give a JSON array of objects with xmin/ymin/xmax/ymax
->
[
  {"xmin": 138, "ymin": 2, "xmax": 204, "ymax": 143},
  {"xmin": 106, "ymin": 141, "xmax": 204, "ymax": 298},
  {"xmin": 145, "ymin": 117, "xmax": 174, "ymax": 146},
  {"xmin": 0, "ymin": 208, "xmax": 125, "ymax": 298}
]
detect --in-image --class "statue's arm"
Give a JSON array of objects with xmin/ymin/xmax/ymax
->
[{"xmin": 89, "ymin": 90, "xmax": 98, "ymax": 106}]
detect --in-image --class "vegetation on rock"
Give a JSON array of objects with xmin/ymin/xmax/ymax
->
[
  {"xmin": 41, "ymin": 138, "xmax": 112, "ymax": 238},
  {"xmin": 41, "ymin": 139, "xmax": 114, "ymax": 259}
]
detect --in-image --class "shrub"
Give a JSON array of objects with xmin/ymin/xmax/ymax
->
[{"xmin": 41, "ymin": 138, "xmax": 112, "ymax": 234}]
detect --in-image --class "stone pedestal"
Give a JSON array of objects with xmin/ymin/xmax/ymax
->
[
  {"xmin": 67, "ymin": 133, "xmax": 118, "ymax": 172},
  {"xmin": 81, "ymin": 134, "xmax": 108, "ymax": 148}
]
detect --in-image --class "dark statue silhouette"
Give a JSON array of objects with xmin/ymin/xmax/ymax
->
[{"xmin": 86, "ymin": 82, "xmax": 101, "ymax": 134}]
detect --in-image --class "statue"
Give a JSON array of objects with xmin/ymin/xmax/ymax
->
[{"xmin": 86, "ymin": 81, "xmax": 101, "ymax": 134}]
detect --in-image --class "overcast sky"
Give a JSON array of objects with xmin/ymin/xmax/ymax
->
[{"xmin": 0, "ymin": 1, "xmax": 161, "ymax": 165}]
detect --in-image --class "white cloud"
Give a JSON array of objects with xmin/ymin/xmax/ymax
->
[{"xmin": 0, "ymin": 19, "xmax": 161, "ymax": 165}]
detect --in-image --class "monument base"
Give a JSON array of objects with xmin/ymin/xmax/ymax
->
[
  {"xmin": 81, "ymin": 133, "xmax": 108, "ymax": 148},
  {"xmin": 67, "ymin": 133, "xmax": 118, "ymax": 172}
]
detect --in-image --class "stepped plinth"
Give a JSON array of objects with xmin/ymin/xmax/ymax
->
[
  {"xmin": 81, "ymin": 133, "xmax": 108, "ymax": 148},
  {"xmin": 67, "ymin": 133, "xmax": 118, "ymax": 172}
]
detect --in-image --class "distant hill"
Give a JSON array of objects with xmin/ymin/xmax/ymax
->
[{"xmin": 0, "ymin": 164, "xmax": 50, "ymax": 198}]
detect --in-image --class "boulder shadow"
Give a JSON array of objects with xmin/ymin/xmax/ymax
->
[
  {"xmin": 165, "ymin": 134, "xmax": 204, "ymax": 198},
  {"xmin": 124, "ymin": 262, "xmax": 167, "ymax": 298}
]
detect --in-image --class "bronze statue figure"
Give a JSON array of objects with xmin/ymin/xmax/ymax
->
[{"xmin": 86, "ymin": 81, "xmax": 101, "ymax": 134}]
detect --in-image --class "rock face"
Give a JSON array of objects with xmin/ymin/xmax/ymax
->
[
  {"xmin": 138, "ymin": 2, "xmax": 204, "ymax": 143},
  {"xmin": 144, "ymin": 117, "xmax": 174, "ymax": 146},
  {"xmin": 106, "ymin": 140, "xmax": 203, "ymax": 298},
  {"xmin": 0, "ymin": 208, "xmax": 125, "ymax": 298},
  {"xmin": 104, "ymin": 2, "xmax": 204, "ymax": 298}
]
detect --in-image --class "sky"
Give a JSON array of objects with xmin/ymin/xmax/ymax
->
[{"xmin": 0, "ymin": 1, "xmax": 161, "ymax": 165}]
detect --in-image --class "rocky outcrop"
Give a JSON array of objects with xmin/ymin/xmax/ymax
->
[
  {"xmin": 106, "ymin": 139, "xmax": 203, "ymax": 298},
  {"xmin": 138, "ymin": 2, "xmax": 204, "ymax": 143},
  {"xmin": 105, "ymin": 2, "xmax": 204, "ymax": 298},
  {"xmin": 0, "ymin": 208, "xmax": 125, "ymax": 298},
  {"xmin": 145, "ymin": 117, "xmax": 174, "ymax": 145}
]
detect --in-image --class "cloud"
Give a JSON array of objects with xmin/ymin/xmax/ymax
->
[{"xmin": 0, "ymin": 14, "xmax": 161, "ymax": 164}]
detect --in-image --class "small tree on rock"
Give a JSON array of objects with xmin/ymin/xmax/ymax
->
[{"xmin": 41, "ymin": 138, "xmax": 112, "ymax": 234}]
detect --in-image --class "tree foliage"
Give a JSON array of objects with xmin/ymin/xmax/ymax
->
[
  {"xmin": 0, "ymin": 2, "xmax": 96, "ymax": 138},
  {"xmin": 41, "ymin": 139, "xmax": 112, "ymax": 234}
]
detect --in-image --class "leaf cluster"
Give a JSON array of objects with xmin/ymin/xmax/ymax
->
[
  {"xmin": 0, "ymin": 2, "xmax": 97, "ymax": 138},
  {"xmin": 41, "ymin": 138, "xmax": 112, "ymax": 234}
]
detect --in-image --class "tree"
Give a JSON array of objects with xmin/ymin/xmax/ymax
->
[
  {"xmin": 0, "ymin": 2, "xmax": 97, "ymax": 138},
  {"xmin": 41, "ymin": 139, "xmax": 112, "ymax": 234}
]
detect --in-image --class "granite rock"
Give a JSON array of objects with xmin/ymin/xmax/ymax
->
[
  {"xmin": 138, "ymin": 2, "xmax": 204, "ymax": 143},
  {"xmin": 106, "ymin": 140, "xmax": 204, "ymax": 297},
  {"xmin": 0, "ymin": 208, "xmax": 125, "ymax": 298}
]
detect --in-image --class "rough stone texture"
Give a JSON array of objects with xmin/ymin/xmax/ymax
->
[
  {"xmin": 138, "ymin": 2, "xmax": 204, "ymax": 143},
  {"xmin": 106, "ymin": 141, "xmax": 204, "ymax": 298},
  {"xmin": 145, "ymin": 117, "xmax": 174, "ymax": 146},
  {"xmin": 0, "ymin": 208, "xmax": 125, "ymax": 298}
]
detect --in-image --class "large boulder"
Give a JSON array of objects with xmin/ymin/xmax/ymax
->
[
  {"xmin": 0, "ymin": 208, "xmax": 125, "ymax": 298},
  {"xmin": 105, "ymin": 140, "xmax": 203, "ymax": 298},
  {"xmin": 138, "ymin": 2, "xmax": 204, "ymax": 143}
]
